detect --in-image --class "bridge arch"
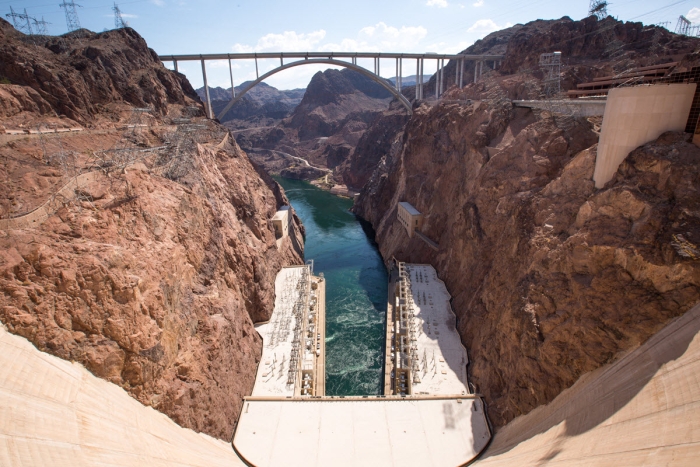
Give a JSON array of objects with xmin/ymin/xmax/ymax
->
[{"xmin": 216, "ymin": 58, "xmax": 412, "ymax": 121}]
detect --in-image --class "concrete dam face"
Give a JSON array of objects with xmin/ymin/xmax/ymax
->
[{"xmin": 3, "ymin": 301, "xmax": 700, "ymax": 465}]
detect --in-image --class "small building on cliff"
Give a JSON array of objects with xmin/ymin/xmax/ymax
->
[
  {"xmin": 272, "ymin": 206, "xmax": 291, "ymax": 240},
  {"xmin": 397, "ymin": 202, "xmax": 423, "ymax": 238}
]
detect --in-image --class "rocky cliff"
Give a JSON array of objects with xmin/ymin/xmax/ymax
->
[
  {"xmin": 239, "ymin": 68, "xmax": 395, "ymax": 187},
  {"xmin": 0, "ymin": 19, "xmax": 303, "ymax": 441},
  {"xmin": 412, "ymin": 15, "xmax": 699, "ymax": 100},
  {"xmin": 355, "ymin": 17, "xmax": 700, "ymax": 429},
  {"xmin": 0, "ymin": 20, "xmax": 196, "ymax": 125},
  {"xmin": 197, "ymin": 82, "xmax": 305, "ymax": 124}
]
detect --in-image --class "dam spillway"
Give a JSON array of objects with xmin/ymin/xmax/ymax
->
[
  {"xmin": 233, "ymin": 261, "xmax": 491, "ymax": 467},
  {"xmin": 233, "ymin": 180, "xmax": 491, "ymax": 466}
]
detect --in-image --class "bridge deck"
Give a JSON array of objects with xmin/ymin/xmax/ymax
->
[{"xmin": 159, "ymin": 51, "xmax": 505, "ymax": 61}]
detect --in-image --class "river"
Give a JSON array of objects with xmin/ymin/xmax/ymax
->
[{"xmin": 275, "ymin": 177, "xmax": 387, "ymax": 396}]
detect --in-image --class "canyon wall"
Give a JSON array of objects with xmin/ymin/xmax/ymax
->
[
  {"xmin": 238, "ymin": 68, "xmax": 395, "ymax": 188},
  {"xmin": 355, "ymin": 17, "xmax": 700, "ymax": 429},
  {"xmin": 0, "ymin": 19, "xmax": 303, "ymax": 441}
]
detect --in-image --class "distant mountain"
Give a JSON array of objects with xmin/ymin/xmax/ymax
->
[
  {"xmin": 195, "ymin": 82, "xmax": 305, "ymax": 122},
  {"xmin": 236, "ymin": 68, "xmax": 398, "ymax": 187},
  {"xmin": 387, "ymin": 74, "xmax": 433, "ymax": 86}
]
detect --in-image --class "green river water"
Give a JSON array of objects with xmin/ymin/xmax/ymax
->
[{"xmin": 275, "ymin": 177, "xmax": 387, "ymax": 396}]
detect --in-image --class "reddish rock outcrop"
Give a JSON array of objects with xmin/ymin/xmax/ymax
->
[
  {"xmin": 355, "ymin": 17, "xmax": 700, "ymax": 429},
  {"xmin": 0, "ymin": 21, "xmax": 303, "ymax": 441},
  {"xmin": 0, "ymin": 18, "xmax": 197, "ymax": 124}
]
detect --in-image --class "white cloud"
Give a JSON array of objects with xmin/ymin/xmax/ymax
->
[
  {"xmin": 687, "ymin": 7, "xmax": 700, "ymax": 23},
  {"xmin": 424, "ymin": 40, "xmax": 469, "ymax": 54},
  {"xmin": 219, "ymin": 23, "xmax": 430, "ymax": 89},
  {"xmin": 150, "ymin": 0, "xmax": 165, "ymax": 6},
  {"xmin": 322, "ymin": 23, "xmax": 428, "ymax": 52},
  {"xmin": 426, "ymin": 0, "xmax": 448, "ymax": 7},
  {"xmin": 232, "ymin": 30, "xmax": 326, "ymax": 53},
  {"xmin": 473, "ymin": 0, "xmax": 484, "ymax": 7},
  {"xmin": 467, "ymin": 18, "xmax": 511, "ymax": 35}
]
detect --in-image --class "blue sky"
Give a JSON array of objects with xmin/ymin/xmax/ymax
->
[{"xmin": 4, "ymin": 0, "xmax": 699, "ymax": 89}]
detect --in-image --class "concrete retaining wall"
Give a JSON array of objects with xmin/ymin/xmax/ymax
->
[{"xmin": 593, "ymin": 83, "xmax": 696, "ymax": 188}]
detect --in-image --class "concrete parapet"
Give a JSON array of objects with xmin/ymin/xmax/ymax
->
[
  {"xmin": 513, "ymin": 99, "xmax": 607, "ymax": 116},
  {"xmin": 593, "ymin": 83, "xmax": 696, "ymax": 188}
]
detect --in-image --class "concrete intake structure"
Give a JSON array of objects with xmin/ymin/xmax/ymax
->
[
  {"xmin": 397, "ymin": 202, "xmax": 423, "ymax": 238},
  {"xmin": 272, "ymin": 206, "xmax": 291, "ymax": 249},
  {"xmin": 593, "ymin": 83, "xmax": 696, "ymax": 188}
]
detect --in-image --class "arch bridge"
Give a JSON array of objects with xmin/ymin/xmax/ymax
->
[{"xmin": 158, "ymin": 52, "xmax": 505, "ymax": 119}]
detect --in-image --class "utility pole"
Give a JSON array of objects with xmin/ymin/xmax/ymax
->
[
  {"xmin": 6, "ymin": 6, "xmax": 34, "ymax": 35},
  {"xmin": 33, "ymin": 17, "xmax": 51, "ymax": 35},
  {"xmin": 59, "ymin": 1, "xmax": 82, "ymax": 32},
  {"xmin": 113, "ymin": 3, "xmax": 128, "ymax": 29}
]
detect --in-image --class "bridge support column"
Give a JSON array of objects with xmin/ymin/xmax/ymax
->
[
  {"xmin": 439, "ymin": 58, "xmax": 445, "ymax": 98},
  {"xmin": 420, "ymin": 58, "xmax": 424, "ymax": 99},
  {"xmin": 416, "ymin": 59, "xmax": 420, "ymax": 100},
  {"xmin": 399, "ymin": 58, "xmax": 402, "ymax": 92},
  {"xmin": 228, "ymin": 58, "xmax": 236, "ymax": 99},
  {"xmin": 459, "ymin": 59, "xmax": 464, "ymax": 89},
  {"xmin": 173, "ymin": 59, "xmax": 178, "ymax": 73},
  {"xmin": 201, "ymin": 59, "xmax": 212, "ymax": 119},
  {"xmin": 474, "ymin": 61, "xmax": 479, "ymax": 84},
  {"xmin": 255, "ymin": 54, "xmax": 259, "ymax": 79},
  {"xmin": 435, "ymin": 59, "xmax": 439, "ymax": 99},
  {"xmin": 455, "ymin": 59, "xmax": 459, "ymax": 89},
  {"xmin": 396, "ymin": 58, "xmax": 399, "ymax": 92}
]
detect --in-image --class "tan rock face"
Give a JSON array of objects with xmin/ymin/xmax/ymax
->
[
  {"xmin": 0, "ymin": 139, "xmax": 303, "ymax": 440},
  {"xmin": 354, "ymin": 95, "xmax": 700, "ymax": 428},
  {"xmin": 0, "ymin": 20, "xmax": 304, "ymax": 441}
]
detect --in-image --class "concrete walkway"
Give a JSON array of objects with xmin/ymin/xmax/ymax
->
[{"xmin": 234, "ymin": 396, "xmax": 491, "ymax": 467}]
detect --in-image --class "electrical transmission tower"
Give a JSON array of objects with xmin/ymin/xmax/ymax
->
[
  {"xmin": 59, "ymin": 1, "xmax": 82, "ymax": 32},
  {"xmin": 6, "ymin": 6, "xmax": 34, "ymax": 35},
  {"xmin": 588, "ymin": 0, "xmax": 608, "ymax": 20},
  {"xmin": 33, "ymin": 17, "xmax": 50, "ymax": 35},
  {"xmin": 112, "ymin": 3, "xmax": 128, "ymax": 29},
  {"xmin": 539, "ymin": 52, "xmax": 562, "ymax": 99},
  {"xmin": 675, "ymin": 15, "xmax": 700, "ymax": 36}
]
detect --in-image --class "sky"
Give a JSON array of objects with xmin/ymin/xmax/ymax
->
[{"xmin": 3, "ymin": 0, "xmax": 700, "ymax": 90}]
